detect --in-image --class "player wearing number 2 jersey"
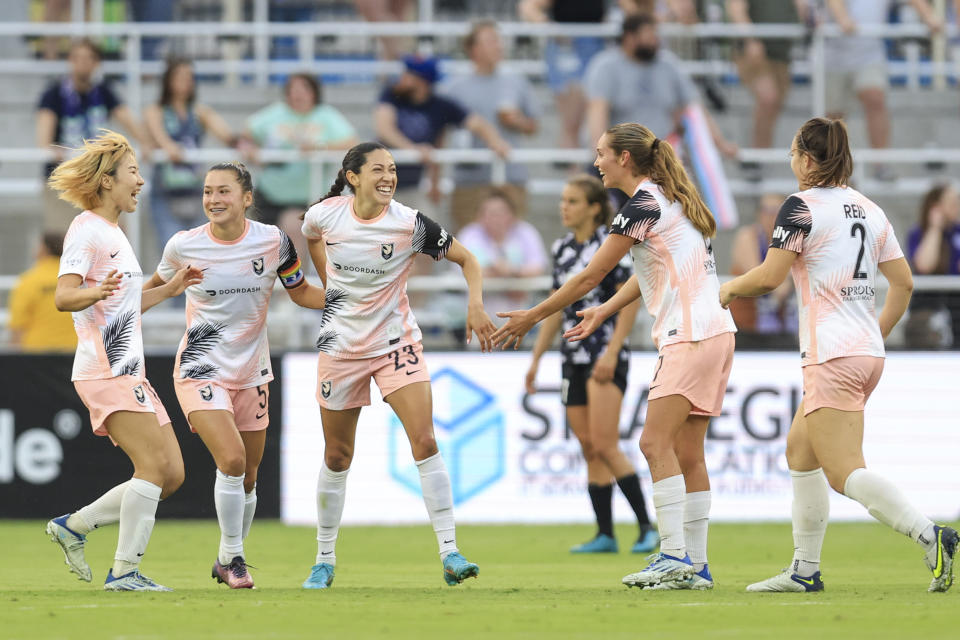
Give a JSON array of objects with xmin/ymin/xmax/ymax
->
[
  {"xmin": 494, "ymin": 123, "xmax": 737, "ymax": 591},
  {"xmin": 721, "ymin": 117, "xmax": 957, "ymax": 594},
  {"xmin": 299, "ymin": 142, "xmax": 496, "ymax": 590},
  {"xmin": 46, "ymin": 131, "xmax": 201, "ymax": 592},
  {"xmin": 146, "ymin": 162, "xmax": 326, "ymax": 589}
]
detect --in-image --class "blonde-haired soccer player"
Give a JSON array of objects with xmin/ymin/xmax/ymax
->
[
  {"xmin": 494, "ymin": 123, "xmax": 737, "ymax": 590},
  {"xmin": 299, "ymin": 142, "xmax": 495, "ymax": 589},
  {"xmin": 46, "ymin": 130, "xmax": 201, "ymax": 591},
  {"xmin": 721, "ymin": 117, "xmax": 958, "ymax": 593},
  {"xmin": 144, "ymin": 162, "xmax": 326, "ymax": 589}
]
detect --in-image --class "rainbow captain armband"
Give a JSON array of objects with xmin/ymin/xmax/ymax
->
[{"xmin": 278, "ymin": 258, "xmax": 305, "ymax": 289}]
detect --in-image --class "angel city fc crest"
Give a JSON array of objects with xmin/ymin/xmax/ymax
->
[
  {"xmin": 199, "ymin": 384, "xmax": 214, "ymax": 401},
  {"xmin": 133, "ymin": 384, "xmax": 146, "ymax": 404},
  {"xmin": 321, "ymin": 380, "xmax": 332, "ymax": 399},
  {"xmin": 252, "ymin": 257, "xmax": 265, "ymax": 275},
  {"xmin": 381, "ymin": 242, "xmax": 394, "ymax": 260}
]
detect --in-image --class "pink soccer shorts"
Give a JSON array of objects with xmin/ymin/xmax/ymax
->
[
  {"xmin": 174, "ymin": 379, "xmax": 270, "ymax": 432},
  {"xmin": 315, "ymin": 342, "xmax": 431, "ymax": 410},
  {"xmin": 648, "ymin": 332, "xmax": 735, "ymax": 417},
  {"xmin": 74, "ymin": 376, "xmax": 170, "ymax": 438},
  {"xmin": 802, "ymin": 356, "xmax": 884, "ymax": 415}
]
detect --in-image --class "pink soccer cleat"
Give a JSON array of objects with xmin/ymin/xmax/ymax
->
[{"xmin": 211, "ymin": 556, "xmax": 255, "ymax": 589}]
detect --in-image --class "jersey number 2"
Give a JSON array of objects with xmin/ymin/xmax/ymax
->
[{"xmin": 851, "ymin": 223, "xmax": 867, "ymax": 280}]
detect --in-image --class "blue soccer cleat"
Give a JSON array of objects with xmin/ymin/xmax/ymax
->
[
  {"xmin": 302, "ymin": 562, "xmax": 335, "ymax": 589},
  {"xmin": 622, "ymin": 552, "xmax": 694, "ymax": 588},
  {"xmin": 443, "ymin": 552, "xmax": 479, "ymax": 586},
  {"xmin": 925, "ymin": 524, "xmax": 958, "ymax": 593},
  {"xmin": 746, "ymin": 568, "xmax": 823, "ymax": 592},
  {"xmin": 631, "ymin": 528, "xmax": 660, "ymax": 554},
  {"xmin": 103, "ymin": 569, "xmax": 172, "ymax": 592},
  {"xmin": 46, "ymin": 514, "xmax": 92, "ymax": 582},
  {"xmin": 571, "ymin": 533, "xmax": 618, "ymax": 554}
]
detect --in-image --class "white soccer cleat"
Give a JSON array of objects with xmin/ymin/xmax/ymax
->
[
  {"xmin": 46, "ymin": 515, "xmax": 92, "ymax": 582},
  {"xmin": 645, "ymin": 564, "xmax": 714, "ymax": 591},
  {"xmin": 103, "ymin": 569, "xmax": 172, "ymax": 592},
  {"xmin": 746, "ymin": 568, "xmax": 823, "ymax": 592},
  {"xmin": 622, "ymin": 552, "xmax": 694, "ymax": 588}
]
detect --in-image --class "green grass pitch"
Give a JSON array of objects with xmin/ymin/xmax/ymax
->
[{"xmin": 2, "ymin": 520, "xmax": 957, "ymax": 639}]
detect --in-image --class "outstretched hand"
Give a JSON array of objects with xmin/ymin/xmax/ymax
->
[
  {"xmin": 562, "ymin": 306, "xmax": 604, "ymax": 343},
  {"xmin": 168, "ymin": 265, "xmax": 204, "ymax": 298},
  {"xmin": 718, "ymin": 281, "xmax": 736, "ymax": 309},
  {"xmin": 466, "ymin": 304, "xmax": 497, "ymax": 353},
  {"xmin": 491, "ymin": 309, "xmax": 536, "ymax": 350},
  {"xmin": 96, "ymin": 269, "xmax": 123, "ymax": 300}
]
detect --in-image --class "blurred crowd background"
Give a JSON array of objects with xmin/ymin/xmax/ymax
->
[{"xmin": 2, "ymin": 0, "xmax": 960, "ymax": 353}]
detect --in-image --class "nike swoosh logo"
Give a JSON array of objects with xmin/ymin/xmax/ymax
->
[
  {"xmin": 321, "ymin": 551, "xmax": 333, "ymax": 555},
  {"xmin": 325, "ymin": 241, "xmax": 340, "ymax": 246},
  {"xmin": 793, "ymin": 576, "xmax": 816, "ymax": 586},
  {"xmin": 110, "ymin": 251, "xmax": 120, "ymax": 258},
  {"xmin": 136, "ymin": 552, "xmax": 144, "ymax": 557},
  {"xmin": 649, "ymin": 385, "xmax": 659, "ymax": 390},
  {"xmin": 405, "ymin": 370, "xmax": 421, "ymax": 376},
  {"xmin": 443, "ymin": 539, "xmax": 454, "ymax": 544},
  {"xmin": 255, "ymin": 412, "xmax": 266, "ymax": 419}
]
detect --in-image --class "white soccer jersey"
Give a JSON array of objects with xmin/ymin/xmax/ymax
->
[
  {"xmin": 609, "ymin": 180, "xmax": 736, "ymax": 349},
  {"xmin": 157, "ymin": 219, "xmax": 305, "ymax": 388},
  {"xmin": 770, "ymin": 186, "xmax": 904, "ymax": 366},
  {"xmin": 301, "ymin": 195, "xmax": 452, "ymax": 359},
  {"xmin": 59, "ymin": 211, "xmax": 146, "ymax": 381}
]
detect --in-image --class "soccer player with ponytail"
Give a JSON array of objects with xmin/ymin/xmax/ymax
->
[
  {"xmin": 46, "ymin": 130, "xmax": 201, "ymax": 591},
  {"xmin": 144, "ymin": 161, "xmax": 326, "ymax": 589},
  {"xmin": 299, "ymin": 142, "xmax": 496, "ymax": 589},
  {"xmin": 494, "ymin": 123, "xmax": 736, "ymax": 590},
  {"xmin": 721, "ymin": 117, "xmax": 958, "ymax": 593}
]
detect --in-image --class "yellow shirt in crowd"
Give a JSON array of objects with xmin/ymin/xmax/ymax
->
[{"xmin": 8, "ymin": 256, "xmax": 77, "ymax": 352}]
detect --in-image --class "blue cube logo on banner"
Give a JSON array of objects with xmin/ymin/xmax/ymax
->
[{"xmin": 388, "ymin": 368, "xmax": 505, "ymax": 505}]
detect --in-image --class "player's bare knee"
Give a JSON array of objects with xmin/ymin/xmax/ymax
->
[
  {"xmin": 218, "ymin": 453, "xmax": 246, "ymax": 477},
  {"xmin": 638, "ymin": 435, "xmax": 668, "ymax": 464},
  {"xmin": 325, "ymin": 445, "xmax": 354, "ymax": 471},
  {"xmin": 410, "ymin": 433, "xmax": 438, "ymax": 460}
]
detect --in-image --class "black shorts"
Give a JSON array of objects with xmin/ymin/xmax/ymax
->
[{"xmin": 560, "ymin": 359, "xmax": 628, "ymax": 407}]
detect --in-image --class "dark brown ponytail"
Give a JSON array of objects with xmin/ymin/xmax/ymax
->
[
  {"xmin": 795, "ymin": 117, "xmax": 853, "ymax": 188},
  {"xmin": 303, "ymin": 142, "xmax": 389, "ymax": 219}
]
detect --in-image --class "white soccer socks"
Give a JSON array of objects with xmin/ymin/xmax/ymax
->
[
  {"xmin": 790, "ymin": 468, "xmax": 829, "ymax": 576},
  {"xmin": 315, "ymin": 463, "xmax": 349, "ymax": 566},
  {"xmin": 215, "ymin": 470, "xmax": 246, "ymax": 565},
  {"xmin": 243, "ymin": 484, "xmax": 257, "ymax": 541},
  {"xmin": 113, "ymin": 478, "xmax": 162, "ymax": 577},
  {"xmin": 68, "ymin": 480, "xmax": 131, "ymax": 534},
  {"xmin": 843, "ymin": 467, "xmax": 935, "ymax": 549},
  {"xmin": 684, "ymin": 491, "xmax": 711, "ymax": 570},
  {"xmin": 652, "ymin": 475, "xmax": 687, "ymax": 559},
  {"xmin": 416, "ymin": 452, "xmax": 458, "ymax": 560}
]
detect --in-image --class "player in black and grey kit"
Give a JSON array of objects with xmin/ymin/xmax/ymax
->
[{"xmin": 526, "ymin": 175, "xmax": 657, "ymax": 554}]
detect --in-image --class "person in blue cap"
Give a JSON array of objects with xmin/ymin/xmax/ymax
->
[{"xmin": 374, "ymin": 54, "xmax": 511, "ymax": 225}]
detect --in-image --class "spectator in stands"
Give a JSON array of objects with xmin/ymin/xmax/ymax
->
[
  {"xmin": 244, "ymin": 73, "xmax": 357, "ymax": 258},
  {"xmin": 584, "ymin": 13, "xmax": 738, "ymax": 165},
  {"xmin": 440, "ymin": 21, "xmax": 540, "ymax": 229},
  {"xmin": 519, "ymin": 0, "xmax": 606, "ymax": 153},
  {"xmin": 128, "ymin": 0, "xmax": 174, "ymax": 61},
  {"xmin": 36, "ymin": 38, "xmax": 152, "ymax": 233},
  {"xmin": 727, "ymin": 0, "xmax": 806, "ymax": 181},
  {"xmin": 904, "ymin": 183, "xmax": 960, "ymax": 348},
  {"xmin": 824, "ymin": 0, "xmax": 943, "ymax": 179},
  {"xmin": 374, "ymin": 55, "xmax": 510, "ymax": 224},
  {"xmin": 145, "ymin": 59, "xmax": 237, "ymax": 250},
  {"xmin": 457, "ymin": 188, "xmax": 548, "ymax": 318},
  {"xmin": 354, "ymin": 0, "xmax": 414, "ymax": 60},
  {"xmin": 728, "ymin": 193, "xmax": 797, "ymax": 348},
  {"xmin": 7, "ymin": 232, "xmax": 77, "ymax": 352}
]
